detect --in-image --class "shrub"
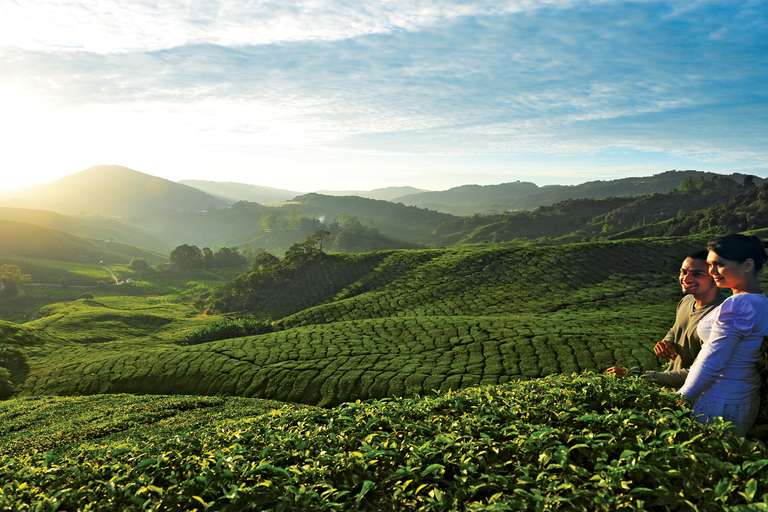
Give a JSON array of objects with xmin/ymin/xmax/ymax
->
[
  {"xmin": 182, "ymin": 318, "xmax": 276, "ymax": 345},
  {"xmin": 128, "ymin": 258, "xmax": 150, "ymax": 271}
]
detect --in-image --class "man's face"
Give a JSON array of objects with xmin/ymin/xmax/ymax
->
[{"xmin": 679, "ymin": 257, "xmax": 716, "ymax": 296}]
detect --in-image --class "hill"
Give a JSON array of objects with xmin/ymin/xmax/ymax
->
[
  {"xmin": 316, "ymin": 185, "xmax": 428, "ymax": 202},
  {"xmin": 0, "ymin": 219, "xmax": 166, "ymax": 265},
  {"xmin": 0, "ymin": 206, "xmax": 167, "ymax": 251},
  {"xmin": 178, "ymin": 179, "xmax": 302, "ymax": 204},
  {"xmin": 179, "ymin": 180, "xmax": 428, "ymax": 204},
  {"xmin": 291, "ymin": 193, "xmax": 453, "ymax": 246},
  {"xmin": 4, "ymin": 236, "xmax": 768, "ymax": 509},
  {"xmin": 0, "ymin": 165, "xmax": 226, "ymax": 216},
  {"xmin": 396, "ymin": 170, "xmax": 766, "ymax": 214},
  {"xmin": 432, "ymin": 174, "xmax": 760, "ymax": 245},
  {"xmin": 8, "ymin": 236, "xmax": 719, "ymax": 407}
]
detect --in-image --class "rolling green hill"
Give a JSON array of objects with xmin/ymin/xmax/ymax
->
[
  {"xmin": 0, "ymin": 219, "xmax": 167, "ymax": 266},
  {"xmin": 0, "ymin": 206, "xmax": 168, "ymax": 251},
  {"xmin": 5, "ymin": 236, "xmax": 718, "ymax": 408},
  {"xmin": 433, "ymin": 175, "xmax": 760, "ymax": 245}
]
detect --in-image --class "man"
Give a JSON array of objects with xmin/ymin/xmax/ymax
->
[{"xmin": 606, "ymin": 250, "xmax": 726, "ymax": 390}]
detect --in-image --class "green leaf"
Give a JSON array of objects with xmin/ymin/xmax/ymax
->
[
  {"xmin": 422, "ymin": 463, "xmax": 445, "ymax": 476},
  {"xmin": 135, "ymin": 458, "xmax": 157, "ymax": 469},
  {"xmin": 356, "ymin": 480, "xmax": 375, "ymax": 504}
]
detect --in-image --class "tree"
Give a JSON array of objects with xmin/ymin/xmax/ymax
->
[
  {"xmin": 202, "ymin": 247, "xmax": 215, "ymax": 270},
  {"xmin": 261, "ymin": 214, "xmax": 281, "ymax": 232},
  {"xmin": 129, "ymin": 258, "xmax": 149, "ymax": 271},
  {"xmin": 310, "ymin": 230, "xmax": 332, "ymax": 252},
  {"xmin": 214, "ymin": 247, "xmax": 248, "ymax": 269},
  {"xmin": 0, "ymin": 265, "xmax": 31, "ymax": 298},
  {"xmin": 336, "ymin": 213, "xmax": 359, "ymax": 228},
  {"xmin": 170, "ymin": 244, "xmax": 204, "ymax": 271}
]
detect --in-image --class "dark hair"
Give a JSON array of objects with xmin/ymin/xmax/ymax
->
[
  {"xmin": 687, "ymin": 250, "xmax": 709, "ymax": 262},
  {"xmin": 707, "ymin": 234, "xmax": 768, "ymax": 273}
]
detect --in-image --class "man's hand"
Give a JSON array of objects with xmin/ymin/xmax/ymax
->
[
  {"xmin": 654, "ymin": 340, "xmax": 678, "ymax": 361},
  {"xmin": 606, "ymin": 366, "xmax": 628, "ymax": 377}
]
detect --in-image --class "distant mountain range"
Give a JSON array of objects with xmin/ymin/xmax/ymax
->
[
  {"xmin": 179, "ymin": 179, "xmax": 428, "ymax": 204},
  {"xmin": 392, "ymin": 171, "xmax": 767, "ymax": 215},
  {"xmin": 1, "ymin": 164, "xmax": 766, "ymax": 256}
]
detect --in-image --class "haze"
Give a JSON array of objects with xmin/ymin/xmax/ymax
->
[{"xmin": 1, "ymin": 0, "xmax": 766, "ymax": 192}]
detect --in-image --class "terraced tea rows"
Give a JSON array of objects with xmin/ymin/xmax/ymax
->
[
  {"xmin": 6, "ymin": 236, "xmax": 727, "ymax": 407},
  {"xmin": 15, "ymin": 306, "xmax": 668, "ymax": 406}
]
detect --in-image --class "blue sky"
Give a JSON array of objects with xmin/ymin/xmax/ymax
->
[{"xmin": 0, "ymin": 0, "xmax": 766, "ymax": 192}]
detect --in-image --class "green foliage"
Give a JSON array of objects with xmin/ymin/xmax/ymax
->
[
  {"xmin": 0, "ymin": 264, "xmax": 30, "ymax": 298},
  {"xmin": 129, "ymin": 257, "xmax": 150, "ymax": 271},
  {"xmin": 169, "ymin": 244, "xmax": 204, "ymax": 271},
  {"xmin": 2, "ymin": 374, "xmax": 768, "ymax": 511},
  {"xmin": 183, "ymin": 318, "xmax": 275, "ymax": 345}
]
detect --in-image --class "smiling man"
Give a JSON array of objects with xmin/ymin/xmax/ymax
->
[{"xmin": 607, "ymin": 250, "xmax": 726, "ymax": 390}]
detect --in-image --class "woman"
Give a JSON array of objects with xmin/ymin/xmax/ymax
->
[{"xmin": 677, "ymin": 234, "xmax": 768, "ymax": 437}]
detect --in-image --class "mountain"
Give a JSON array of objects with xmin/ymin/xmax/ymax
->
[
  {"xmin": 0, "ymin": 165, "xmax": 226, "ymax": 216},
  {"xmin": 316, "ymin": 186, "xmax": 428, "ymax": 202},
  {"xmin": 178, "ymin": 180, "xmax": 302, "ymax": 204},
  {"xmin": 179, "ymin": 180, "xmax": 429, "ymax": 204},
  {"xmin": 394, "ymin": 170, "xmax": 767, "ymax": 215},
  {"xmin": 291, "ymin": 193, "xmax": 453, "ymax": 245}
]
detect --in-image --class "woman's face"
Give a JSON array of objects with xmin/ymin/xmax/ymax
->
[{"xmin": 706, "ymin": 250, "xmax": 754, "ymax": 292}]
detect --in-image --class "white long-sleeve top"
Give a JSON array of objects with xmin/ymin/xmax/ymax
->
[{"xmin": 677, "ymin": 293, "xmax": 768, "ymax": 404}]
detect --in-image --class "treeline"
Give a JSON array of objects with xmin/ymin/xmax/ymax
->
[{"xmin": 169, "ymin": 244, "xmax": 250, "ymax": 271}]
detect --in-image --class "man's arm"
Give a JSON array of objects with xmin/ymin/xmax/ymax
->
[{"xmin": 643, "ymin": 369, "xmax": 688, "ymax": 389}]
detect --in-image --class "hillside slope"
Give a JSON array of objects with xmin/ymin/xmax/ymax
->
[
  {"xmin": 10, "ymin": 236, "xmax": 720, "ymax": 407},
  {"xmin": 0, "ymin": 219, "xmax": 166, "ymax": 265},
  {"xmin": 0, "ymin": 206, "xmax": 167, "ymax": 251}
]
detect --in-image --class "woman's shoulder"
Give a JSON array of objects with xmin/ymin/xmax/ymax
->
[
  {"xmin": 724, "ymin": 293, "xmax": 768, "ymax": 305},
  {"xmin": 719, "ymin": 293, "xmax": 768, "ymax": 318}
]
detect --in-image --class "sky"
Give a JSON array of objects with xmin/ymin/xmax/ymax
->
[{"xmin": 0, "ymin": 0, "xmax": 766, "ymax": 193}]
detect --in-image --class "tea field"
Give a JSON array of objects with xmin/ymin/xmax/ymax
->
[
  {"xmin": 3, "ymin": 374, "xmax": 768, "ymax": 510},
  {"xmin": 4, "ymin": 235, "xmax": 768, "ymax": 510},
  {"xmin": 2, "ymin": 237, "xmax": 712, "ymax": 407}
]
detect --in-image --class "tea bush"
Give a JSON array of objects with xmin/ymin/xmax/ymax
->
[
  {"xmin": 182, "ymin": 318, "xmax": 276, "ymax": 345},
  {"xmin": 2, "ymin": 373, "xmax": 768, "ymax": 511}
]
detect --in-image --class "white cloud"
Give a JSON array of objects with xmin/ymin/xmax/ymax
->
[{"xmin": 0, "ymin": 0, "xmax": 585, "ymax": 52}]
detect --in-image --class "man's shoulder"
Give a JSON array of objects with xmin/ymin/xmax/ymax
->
[{"xmin": 676, "ymin": 294, "xmax": 696, "ymax": 310}]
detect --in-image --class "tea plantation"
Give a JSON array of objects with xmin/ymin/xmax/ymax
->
[
  {"xmin": 5, "ymin": 238, "xmax": 702, "ymax": 406},
  {"xmin": 3, "ymin": 235, "xmax": 768, "ymax": 510}
]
